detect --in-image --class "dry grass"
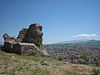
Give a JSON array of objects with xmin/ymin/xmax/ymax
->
[{"xmin": 0, "ymin": 51, "xmax": 100, "ymax": 75}]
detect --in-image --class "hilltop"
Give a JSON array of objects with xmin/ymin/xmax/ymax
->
[
  {"xmin": 0, "ymin": 51, "xmax": 100, "ymax": 75},
  {"xmin": 0, "ymin": 23, "xmax": 100, "ymax": 75}
]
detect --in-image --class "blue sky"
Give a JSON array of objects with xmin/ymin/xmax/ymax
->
[{"xmin": 0, "ymin": 0, "xmax": 100, "ymax": 44}]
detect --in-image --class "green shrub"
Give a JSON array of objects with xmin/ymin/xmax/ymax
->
[
  {"xmin": 58, "ymin": 57, "xmax": 63, "ymax": 61},
  {"xmin": 40, "ymin": 61, "xmax": 49, "ymax": 66},
  {"xmin": 81, "ymin": 51, "xmax": 93, "ymax": 64},
  {"xmin": 81, "ymin": 51, "xmax": 89, "ymax": 61},
  {"xmin": 92, "ymin": 68, "xmax": 100, "ymax": 75},
  {"xmin": 30, "ymin": 38, "xmax": 42, "ymax": 47},
  {"xmin": 93, "ymin": 59, "xmax": 100, "ymax": 67}
]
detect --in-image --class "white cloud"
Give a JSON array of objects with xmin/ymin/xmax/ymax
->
[{"xmin": 73, "ymin": 34, "xmax": 97, "ymax": 38}]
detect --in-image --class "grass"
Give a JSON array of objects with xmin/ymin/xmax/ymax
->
[
  {"xmin": 32, "ymin": 67, "xmax": 50, "ymax": 75},
  {"xmin": 0, "ymin": 51, "xmax": 100, "ymax": 75}
]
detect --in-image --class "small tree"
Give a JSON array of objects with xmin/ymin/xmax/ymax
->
[{"xmin": 81, "ymin": 51, "xmax": 93, "ymax": 64}]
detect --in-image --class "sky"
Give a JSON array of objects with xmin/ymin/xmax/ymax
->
[{"xmin": 0, "ymin": 0, "xmax": 100, "ymax": 44}]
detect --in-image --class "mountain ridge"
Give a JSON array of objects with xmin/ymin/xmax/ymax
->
[{"xmin": 46, "ymin": 39, "xmax": 100, "ymax": 46}]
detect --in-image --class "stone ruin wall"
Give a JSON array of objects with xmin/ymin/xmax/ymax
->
[
  {"xmin": 17, "ymin": 28, "xmax": 28, "ymax": 42},
  {"xmin": 2, "ymin": 23, "xmax": 49, "ymax": 56}
]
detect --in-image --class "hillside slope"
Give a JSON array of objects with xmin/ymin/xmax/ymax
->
[{"xmin": 0, "ymin": 51, "xmax": 100, "ymax": 75}]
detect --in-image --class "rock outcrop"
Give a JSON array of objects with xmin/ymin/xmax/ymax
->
[{"xmin": 2, "ymin": 23, "xmax": 49, "ymax": 56}]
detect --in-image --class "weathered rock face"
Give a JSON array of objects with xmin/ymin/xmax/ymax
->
[
  {"xmin": 13, "ymin": 43, "xmax": 45, "ymax": 56},
  {"xmin": 2, "ymin": 23, "xmax": 49, "ymax": 56},
  {"xmin": 17, "ymin": 28, "xmax": 27, "ymax": 42},
  {"xmin": 2, "ymin": 34, "xmax": 16, "ymax": 52},
  {"xmin": 3, "ymin": 33, "xmax": 16, "ymax": 43},
  {"xmin": 22, "ymin": 24, "xmax": 43, "ymax": 47}
]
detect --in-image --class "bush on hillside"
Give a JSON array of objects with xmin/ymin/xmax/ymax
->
[
  {"xmin": 92, "ymin": 68, "xmax": 100, "ymax": 75},
  {"xmin": 29, "ymin": 38, "xmax": 42, "ymax": 47}
]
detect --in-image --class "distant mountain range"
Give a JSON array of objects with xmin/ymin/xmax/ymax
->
[
  {"xmin": 77, "ymin": 40, "xmax": 100, "ymax": 46},
  {"xmin": 47, "ymin": 39, "xmax": 100, "ymax": 46}
]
